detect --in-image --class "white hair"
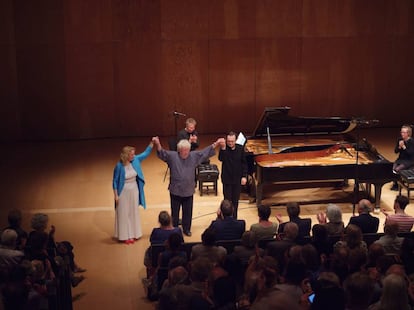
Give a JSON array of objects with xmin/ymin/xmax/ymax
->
[{"xmin": 177, "ymin": 139, "xmax": 191, "ymax": 151}]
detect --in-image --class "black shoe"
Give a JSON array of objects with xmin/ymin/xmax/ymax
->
[
  {"xmin": 390, "ymin": 184, "xmax": 398, "ymax": 191},
  {"xmin": 183, "ymin": 231, "xmax": 192, "ymax": 237}
]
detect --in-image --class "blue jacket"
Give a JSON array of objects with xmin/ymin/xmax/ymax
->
[{"xmin": 112, "ymin": 145, "xmax": 152, "ymax": 209}]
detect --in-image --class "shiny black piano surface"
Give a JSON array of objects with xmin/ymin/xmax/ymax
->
[{"xmin": 245, "ymin": 107, "xmax": 396, "ymax": 208}]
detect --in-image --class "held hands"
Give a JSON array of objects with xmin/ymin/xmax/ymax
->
[
  {"xmin": 213, "ymin": 138, "xmax": 225, "ymax": 148},
  {"xmin": 399, "ymin": 140, "xmax": 406, "ymax": 150},
  {"xmin": 241, "ymin": 177, "xmax": 247, "ymax": 186},
  {"xmin": 152, "ymin": 136, "xmax": 162, "ymax": 150}
]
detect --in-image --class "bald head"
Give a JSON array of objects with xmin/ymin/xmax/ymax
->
[{"xmin": 358, "ymin": 199, "xmax": 372, "ymax": 214}]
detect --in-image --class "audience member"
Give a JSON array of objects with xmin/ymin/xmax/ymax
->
[
  {"xmin": 374, "ymin": 220, "xmax": 404, "ymax": 256},
  {"xmin": 232, "ymin": 231, "xmax": 264, "ymax": 267},
  {"xmin": 266, "ymin": 222, "xmax": 298, "ymax": 273},
  {"xmin": 382, "ymin": 195, "xmax": 414, "ymax": 232},
  {"xmin": 343, "ymin": 272, "xmax": 375, "ymax": 310},
  {"xmin": 370, "ymin": 273, "xmax": 411, "ymax": 310},
  {"xmin": 348, "ymin": 199, "xmax": 379, "ymax": 233},
  {"xmin": 3, "ymin": 209, "xmax": 28, "ymax": 251},
  {"xmin": 250, "ymin": 204, "xmax": 278, "ymax": 241},
  {"xmin": 334, "ymin": 224, "xmax": 368, "ymax": 255},
  {"xmin": 277, "ymin": 202, "xmax": 311, "ymax": 241},
  {"xmin": 0, "ymin": 229, "xmax": 24, "ymax": 279},
  {"xmin": 191, "ymin": 227, "xmax": 227, "ymax": 265},
  {"xmin": 149, "ymin": 211, "xmax": 183, "ymax": 245},
  {"xmin": 209, "ymin": 200, "xmax": 245, "ymax": 241},
  {"xmin": 316, "ymin": 203, "xmax": 345, "ymax": 236}
]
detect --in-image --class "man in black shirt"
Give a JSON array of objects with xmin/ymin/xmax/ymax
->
[
  {"xmin": 218, "ymin": 131, "xmax": 248, "ymax": 219},
  {"xmin": 177, "ymin": 118, "xmax": 199, "ymax": 151}
]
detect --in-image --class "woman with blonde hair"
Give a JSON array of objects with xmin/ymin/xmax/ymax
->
[{"xmin": 113, "ymin": 139, "xmax": 154, "ymax": 244}]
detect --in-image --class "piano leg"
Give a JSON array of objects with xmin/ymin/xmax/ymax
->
[
  {"xmin": 256, "ymin": 183, "xmax": 263, "ymax": 207},
  {"xmin": 373, "ymin": 183, "xmax": 384, "ymax": 210}
]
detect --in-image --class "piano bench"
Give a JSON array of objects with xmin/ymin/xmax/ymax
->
[
  {"xmin": 398, "ymin": 169, "xmax": 414, "ymax": 199},
  {"xmin": 197, "ymin": 164, "xmax": 219, "ymax": 196}
]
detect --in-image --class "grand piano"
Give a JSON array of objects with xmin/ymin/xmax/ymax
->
[{"xmin": 245, "ymin": 107, "xmax": 396, "ymax": 210}]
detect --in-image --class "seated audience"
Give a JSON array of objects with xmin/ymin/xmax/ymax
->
[
  {"xmin": 250, "ymin": 204, "xmax": 278, "ymax": 241},
  {"xmin": 209, "ymin": 200, "xmax": 245, "ymax": 241},
  {"xmin": 348, "ymin": 199, "xmax": 379, "ymax": 233},
  {"xmin": 316, "ymin": 203, "xmax": 345, "ymax": 236},
  {"xmin": 191, "ymin": 227, "xmax": 227, "ymax": 266},
  {"xmin": 144, "ymin": 211, "xmax": 184, "ymax": 276},
  {"xmin": 343, "ymin": 272, "xmax": 375, "ymax": 310},
  {"xmin": 382, "ymin": 195, "xmax": 414, "ymax": 233},
  {"xmin": 25, "ymin": 213, "xmax": 85, "ymax": 287},
  {"xmin": 334, "ymin": 224, "xmax": 368, "ymax": 254},
  {"xmin": 310, "ymin": 224, "xmax": 334, "ymax": 261},
  {"xmin": 0, "ymin": 229, "xmax": 24, "ymax": 280},
  {"xmin": 277, "ymin": 202, "xmax": 311, "ymax": 241},
  {"xmin": 370, "ymin": 273, "xmax": 411, "ymax": 310},
  {"xmin": 374, "ymin": 220, "xmax": 404, "ymax": 256},
  {"xmin": 232, "ymin": 231, "xmax": 264, "ymax": 266},
  {"xmin": 3, "ymin": 209, "xmax": 28, "ymax": 251},
  {"xmin": 150, "ymin": 211, "xmax": 183, "ymax": 244},
  {"xmin": 155, "ymin": 232, "xmax": 187, "ymax": 292},
  {"xmin": 266, "ymin": 222, "xmax": 299, "ymax": 272}
]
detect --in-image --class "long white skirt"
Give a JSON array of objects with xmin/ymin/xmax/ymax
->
[{"xmin": 114, "ymin": 181, "xmax": 142, "ymax": 241}]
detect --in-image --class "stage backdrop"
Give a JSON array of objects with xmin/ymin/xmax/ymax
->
[{"xmin": 1, "ymin": 0, "xmax": 414, "ymax": 141}]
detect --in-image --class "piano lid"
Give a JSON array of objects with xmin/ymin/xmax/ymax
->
[{"xmin": 252, "ymin": 107, "xmax": 357, "ymax": 137}]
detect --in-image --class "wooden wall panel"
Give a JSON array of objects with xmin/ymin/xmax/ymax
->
[
  {"xmin": 255, "ymin": 39, "xmax": 302, "ymax": 116},
  {"xmin": 209, "ymin": 40, "xmax": 255, "ymax": 134},
  {"xmin": 0, "ymin": 0, "xmax": 15, "ymax": 44},
  {"xmin": 13, "ymin": 0, "xmax": 64, "ymax": 44},
  {"xmin": 301, "ymin": 37, "xmax": 393, "ymax": 119},
  {"xmin": 113, "ymin": 41, "xmax": 162, "ymax": 136},
  {"xmin": 65, "ymin": 43, "xmax": 116, "ymax": 138},
  {"xmin": 256, "ymin": 0, "xmax": 302, "ymax": 38},
  {"xmin": 63, "ymin": 0, "xmax": 113, "ymax": 43},
  {"xmin": 112, "ymin": 0, "xmax": 160, "ymax": 41},
  {"xmin": 13, "ymin": 0, "xmax": 66, "ymax": 140},
  {"xmin": 385, "ymin": 0, "xmax": 414, "ymax": 35},
  {"xmin": 0, "ymin": 1, "xmax": 19, "ymax": 139},
  {"xmin": 209, "ymin": 0, "xmax": 256, "ymax": 39},
  {"xmin": 386, "ymin": 37, "xmax": 414, "ymax": 125},
  {"xmin": 303, "ymin": 0, "xmax": 388, "ymax": 37},
  {"xmin": 16, "ymin": 44, "xmax": 66, "ymax": 139},
  {"xmin": 2, "ymin": 0, "xmax": 414, "ymax": 141},
  {"xmin": 161, "ymin": 0, "xmax": 209, "ymax": 40},
  {"xmin": 161, "ymin": 41, "xmax": 209, "ymax": 136}
]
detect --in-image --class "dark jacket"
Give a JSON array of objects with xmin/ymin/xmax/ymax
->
[
  {"xmin": 348, "ymin": 213, "xmax": 379, "ymax": 233},
  {"xmin": 209, "ymin": 217, "xmax": 245, "ymax": 241}
]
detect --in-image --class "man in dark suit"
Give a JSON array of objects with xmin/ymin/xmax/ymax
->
[
  {"xmin": 218, "ymin": 131, "xmax": 248, "ymax": 219},
  {"xmin": 277, "ymin": 202, "xmax": 311, "ymax": 243},
  {"xmin": 348, "ymin": 199, "xmax": 379, "ymax": 233},
  {"xmin": 209, "ymin": 200, "xmax": 245, "ymax": 241}
]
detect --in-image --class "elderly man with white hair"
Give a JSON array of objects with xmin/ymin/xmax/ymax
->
[
  {"xmin": 153, "ymin": 136, "xmax": 224, "ymax": 236},
  {"xmin": 0, "ymin": 229, "xmax": 24, "ymax": 270},
  {"xmin": 316, "ymin": 203, "xmax": 345, "ymax": 236}
]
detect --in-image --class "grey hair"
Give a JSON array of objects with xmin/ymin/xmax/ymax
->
[
  {"xmin": 177, "ymin": 139, "xmax": 191, "ymax": 151},
  {"xmin": 326, "ymin": 204, "xmax": 342, "ymax": 223},
  {"xmin": 31, "ymin": 213, "xmax": 49, "ymax": 231}
]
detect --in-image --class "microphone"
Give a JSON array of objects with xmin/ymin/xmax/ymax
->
[{"xmin": 173, "ymin": 111, "xmax": 186, "ymax": 117}]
